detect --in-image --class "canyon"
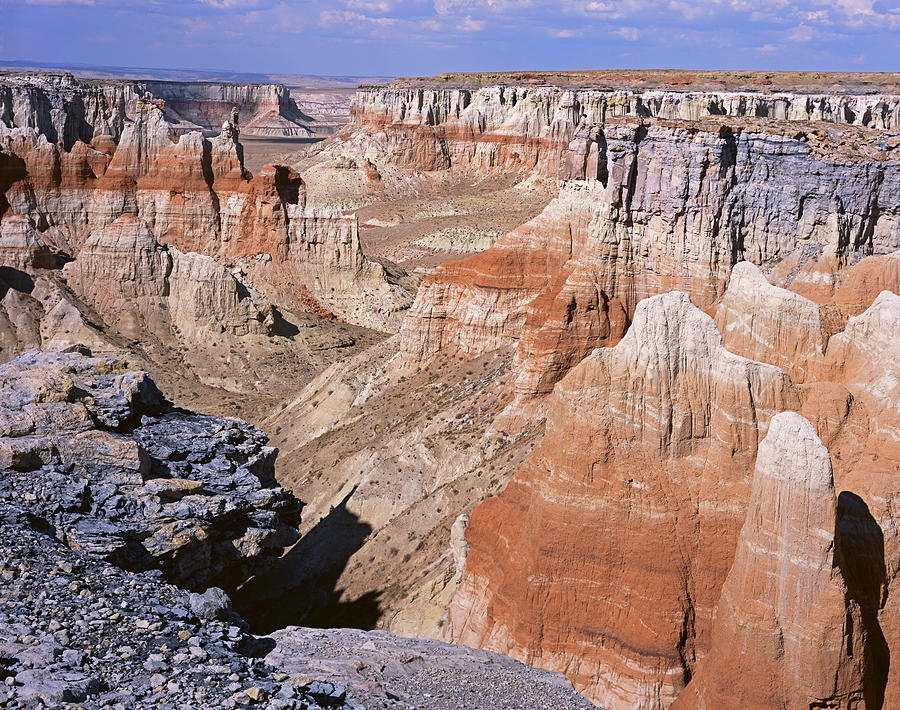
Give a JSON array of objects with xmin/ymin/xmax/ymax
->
[{"xmin": 2, "ymin": 68, "xmax": 899, "ymax": 709}]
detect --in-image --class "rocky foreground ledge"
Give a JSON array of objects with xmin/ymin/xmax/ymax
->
[{"xmin": 0, "ymin": 348, "xmax": 596, "ymax": 709}]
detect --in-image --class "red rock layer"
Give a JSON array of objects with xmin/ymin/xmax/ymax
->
[
  {"xmin": 671, "ymin": 413, "xmax": 870, "ymax": 710},
  {"xmin": 1, "ymin": 97, "xmax": 403, "ymax": 329},
  {"xmin": 447, "ymin": 291, "xmax": 797, "ymax": 708},
  {"xmin": 449, "ymin": 265, "xmax": 899, "ymax": 709}
]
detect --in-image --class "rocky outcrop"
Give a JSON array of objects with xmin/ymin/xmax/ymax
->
[
  {"xmin": 267, "ymin": 626, "xmax": 596, "ymax": 710},
  {"xmin": 0, "ymin": 503, "xmax": 356, "ymax": 709},
  {"xmin": 63, "ymin": 214, "xmax": 275, "ymax": 343},
  {"xmin": 134, "ymin": 80, "xmax": 314, "ymax": 137},
  {"xmin": 671, "ymin": 412, "xmax": 869, "ymax": 710},
  {"xmin": 715, "ymin": 261, "xmax": 826, "ymax": 382},
  {"xmin": 0, "ymin": 348, "xmax": 301, "ymax": 590},
  {"xmin": 0, "ymin": 214, "xmax": 55, "ymax": 270},
  {"xmin": 447, "ymin": 292, "xmax": 796, "ymax": 708},
  {"xmin": 1, "ymin": 85, "xmax": 412, "ymax": 331}
]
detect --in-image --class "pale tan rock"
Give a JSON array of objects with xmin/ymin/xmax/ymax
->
[
  {"xmin": 0, "ymin": 215, "xmax": 55, "ymax": 270},
  {"xmin": 715, "ymin": 261, "xmax": 826, "ymax": 382}
]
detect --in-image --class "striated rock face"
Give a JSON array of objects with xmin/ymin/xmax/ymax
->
[
  {"xmin": 134, "ymin": 79, "xmax": 314, "ymax": 137},
  {"xmin": 63, "ymin": 214, "xmax": 275, "ymax": 343},
  {"xmin": 399, "ymin": 117, "xmax": 897, "ymax": 400},
  {"xmin": 672, "ymin": 412, "xmax": 869, "ymax": 710},
  {"xmin": 350, "ymin": 82, "xmax": 900, "ymax": 180},
  {"xmin": 447, "ymin": 292, "xmax": 796, "ymax": 708},
  {"xmin": 0, "ymin": 72, "xmax": 315, "ymax": 141},
  {"xmin": 715, "ymin": 261, "xmax": 826, "ymax": 383},
  {"xmin": 0, "ymin": 348, "xmax": 301, "ymax": 590},
  {"xmin": 447, "ymin": 261, "xmax": 898, "ymax": 709},
  {"xmin": 1, "ymin": 83, "xmax": 412, "ymax": 331}
]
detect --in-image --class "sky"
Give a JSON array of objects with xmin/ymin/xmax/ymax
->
[{"xmin": 0, "ymin": 0, "xmax": 898, "ymax": 77}]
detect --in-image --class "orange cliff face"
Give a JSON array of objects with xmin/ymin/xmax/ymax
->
[
  {"xmin": 671, "ymin": 412, "xmax": 872, "ymax": 710},
  {"xmin": 447, "ymin": 264, "xmax": 900, "ymax": 709},
  {"xmin": 446, "ymin": 291, "xmax": 798, "ymax": 708}
]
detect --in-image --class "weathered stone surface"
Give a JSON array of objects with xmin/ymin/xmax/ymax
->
[
  {"xmin": 0, "ymin": 72, "xmax": 315, "ymax": 141},
  {"xmin": 349, "ymin": 82, "xmax": 900, "ymax": 182},
  {"xmin": 0, "ymin": 349, "xmax": 301, "ymax": 590},
  {"xmin": 399, "ymin": 115, "xmax": 899, "ymax": 402},
  {"xmin": 672, "ymin": 412, "xmax": 869, "ymax": 710},
  {"xmin": 715, "ymin": 261, "xmax": 826, "ymax": 382},
  {"xmin": 0, "ymin": 502, "xmax": 367, "ymax": 709},
  {"xmin": 1, "ymin": 83, "xmax": 413, "ymax": 332},
  {"xmin": 267, "ymin": 626, "xmax": 596, "ymax": 710}
]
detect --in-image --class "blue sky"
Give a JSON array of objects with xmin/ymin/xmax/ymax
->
[{"xmin": 1, "ymin": 1, "xmax": 898, "ymax": 77}]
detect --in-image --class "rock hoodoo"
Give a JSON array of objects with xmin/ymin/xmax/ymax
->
[{"xmin": 672, "ymin": 412, "xmax": 870, "ymax": 710}]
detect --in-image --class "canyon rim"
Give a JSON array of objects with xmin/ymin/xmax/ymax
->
[{"xmin": 2, "ymin": 2, "xmax": 900, "ymax": 709}]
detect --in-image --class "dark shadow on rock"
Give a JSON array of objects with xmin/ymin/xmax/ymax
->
[
  {"xmin": 233, "ymin": 488, "xmax": 382, "ymax": 634},
  {"xmin": 271, "ymin": 308, "xmax": 300, "ymax": 338},
  {"xmin": 0, "ymin": 266, "xmax": 35, "ymax": 298},
  {"xmin": 836, "ymin": 491, "xmax": 889, "ymax": 710}
]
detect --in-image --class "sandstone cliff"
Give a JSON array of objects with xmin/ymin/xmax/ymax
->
[
  {"xmin": 1, "ymin": 85, "xmax": 413, "ymax": 332},
  {"xmin": 446, "ymin": 291, "xmax": 796, "ymax": 708},
  {"xmin": 446, "ymin": 265, "xmax": 898, "ymax": 708},
  {"xmin": 672, "ymin": 412, "xmax": 871, "ymax": 710},
  {"xmin": 0, "ymin": 72, "xmax": 316, "ymax": 141},
  {"xmin": 399, "ymin": 115, "xmax": 898, "ymax": 404},
  {"xmin": 347, "ymin": 81, "xmax": 900, "ymax": 181}
]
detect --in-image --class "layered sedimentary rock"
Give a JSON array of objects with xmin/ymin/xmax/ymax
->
[
  {"xmin": 0, "ymin": 72, "xmax": 315, "ymax": 141},
  {"xmin": 133, "ymin": 79, "xmax": 314, "ymax": 137},
  {"xmin": 447, "ymin": 292, "xmax": 796, "ymax": 708},
  {"xmin": 1, "ymin": 83, "xmax": 412, "ymax": 331},
  {"xmin": 715, "ymin": 261, "xmax": 826, "ymax": 382},
  {"xmin": 448, "ymin": 260, "xmax": 899, "ymax": 708},
  {"xmin": 401, "ymin": 115, "xmax": 899, "ymax": 401},
  {"xmin": 348, "ymin": 79, "xmax": 900, "ymax": 180},
  {"xmin": 671, "ymin": 412, "xmax": 869, "ymax": 710},
  {"xmin": 62, "ymin": 214, "xmax": 275, "ymax": 343}
]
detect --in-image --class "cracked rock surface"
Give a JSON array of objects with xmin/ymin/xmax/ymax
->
[{"xmin": 0, "ymin": 347, "xmax": 301, "ymax": 590}]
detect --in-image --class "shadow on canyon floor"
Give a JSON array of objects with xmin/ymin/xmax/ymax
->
[
  {"xmin": 837, "ymin": 490, "xmax": 889, "ymax": 709},
  {"xmin": 235, "ymin": 489, "xmax": 383, "ymax": 635}
]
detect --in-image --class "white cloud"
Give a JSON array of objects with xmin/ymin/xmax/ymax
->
[
  {"xmin": 755, "ymin": 42, "xmax": 778, "ymax": 52},
  {"xmin": 346, "ymin": 0, "xmax": 392, "ymax": 11},
  {"xmin": 616, "ymin": 26, "xmax": 640, "ymax": 40},
  {"xmin": 320, "ymin": 9, "xmax": 399, "ymax": 25},
  {"xmin": 457, "ymin": 15, "xmax": 486, "ymax": 30},
  {"xmin": 549, "ymin": 27, "xmax": 584, "ymax": 37},
  {"xmin": 24, "ymin": 0, "xmax": 96, "ymax": 4},
  {"xmin": 196, "ymin": 0, "xmax": 262, "ymax": 7}
]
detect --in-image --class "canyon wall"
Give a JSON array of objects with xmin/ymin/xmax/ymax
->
[
  {"xmin": 347, "ymin": 82, "xmax": 900, "ymax": 178},
  {"xmin": 0, "ymin": 84, "xmax": 411, "ymax": 332},
  {"xmin": 447, "ymin": 263, "xmax": 900, "ymax": 709},
  {"xmin": 399, "ymin": 115, "xmax": 898, "ymax": 404},
  {"xmin": 0, "ymin": 72, "xmax": 316, "ymax": 142}
]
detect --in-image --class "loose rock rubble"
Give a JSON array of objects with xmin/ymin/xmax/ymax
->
[
  {"xmin": 0, "ymin": 504, "xmax": 353, "ymax": 710},
  {"xmin": 0, "ymin": 347, "xmax": 301, "ymax": 590},
  {"xmin": 267, "ymin": 627, "xmax": 600, "ymax": 710}
]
